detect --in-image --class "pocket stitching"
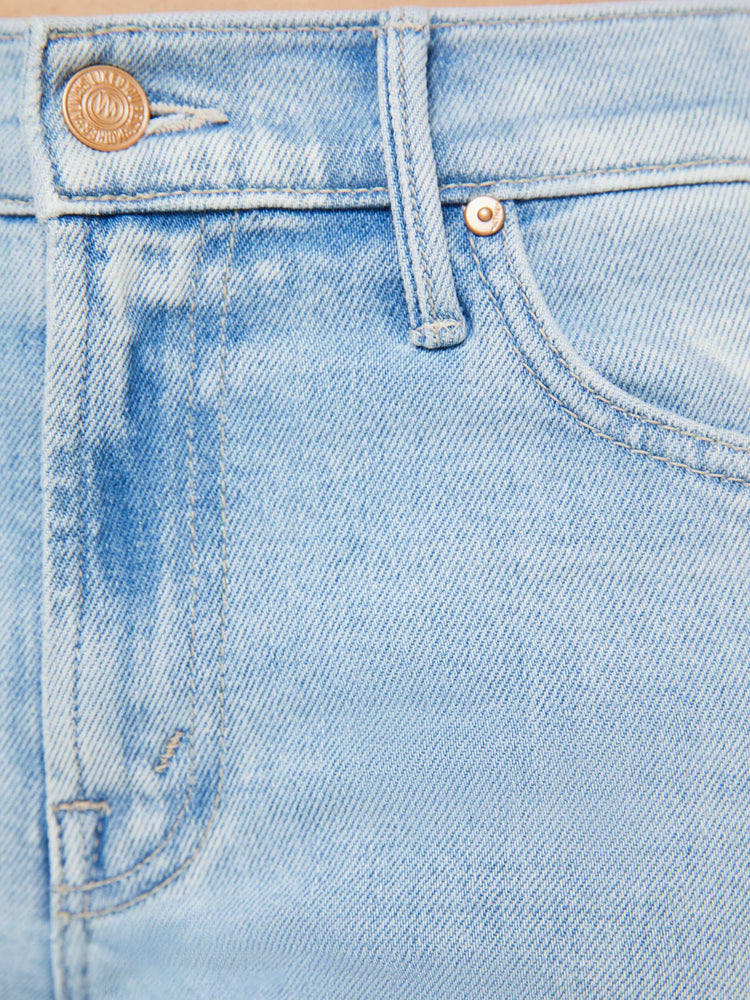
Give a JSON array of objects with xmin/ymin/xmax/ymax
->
[
  {"xmin": 498, "ymin": 229, "xmax": 750, "ymax": 455},
  {"xmin": 467, "ymin": 230, "xmax": 750, "ymax": 486}
]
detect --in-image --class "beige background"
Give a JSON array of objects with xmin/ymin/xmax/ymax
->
[{"xmin": 0, "ymin": 0, "xmax": 599, "ymax": 22}]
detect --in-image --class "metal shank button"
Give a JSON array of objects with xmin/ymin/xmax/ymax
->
[
  {"xmin": 464, "ymin": 196, "xmax": 505, "ymax": 236},
  {"xmin": 62, "ymin": 65, "xmax": 150, "ymax": 152}
]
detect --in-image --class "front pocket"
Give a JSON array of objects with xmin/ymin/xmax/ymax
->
[{"xmin": 463, "ymin": 189, "xmax": 750, "ymax": 487}]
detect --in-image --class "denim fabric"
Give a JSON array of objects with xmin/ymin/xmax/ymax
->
[{"xmin": 2, "ymin": 3, "xmax": 750, "ymax": 998}]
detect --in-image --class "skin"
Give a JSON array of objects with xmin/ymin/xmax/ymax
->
[{"xmin": 0, "ymin": 0, "xmax": 600, "ymax": 21}]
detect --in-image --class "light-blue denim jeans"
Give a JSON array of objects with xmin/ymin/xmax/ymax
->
[{"xmin": 3, "ymin": 2, "xmax": 750, "ymax": 996}]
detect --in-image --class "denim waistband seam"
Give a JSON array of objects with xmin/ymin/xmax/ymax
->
[
  {"xmin": 441, "ymin": 157, "xmax": 750, "ymax": 191},
  {"xmin": 11, "ymin": 2, "xmax": 750, "ymax": 219},
  {"xmin": 26, "ymin": 156, "xmax": 750, "ymax": 209},
  {"xmin": 6, "ymin": 165, "xmax": 750, "ymax": 217},
  {"xmin": 40, "ymin": 4, "xmax": 750, "ymax": 43},
  {"xmin": 432, "ymin": 4, "xmax": 749, "ymax": 27},
  {"xmin": 56, "ymin": 185, "xmax": 391, "ymax": 202},
  {"xmin": 47, "ymin": 23, "xmax": 382, "ymax": 42}
]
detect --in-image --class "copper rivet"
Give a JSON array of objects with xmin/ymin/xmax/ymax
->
[
  {"xmin": 62, "ymin": 65, "xmax": 150, "ymax": 152},
  {"xmin": 464, "ymin": 196, "xmax": 505, "ymax": 236}
]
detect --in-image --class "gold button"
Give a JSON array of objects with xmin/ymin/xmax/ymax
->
[
  {"xmin": 62, "ymin": 65, "xmax": 150, "ymax": 152},
  {"xmin": 464, "ymin": 196, "xmax": 505, "ymax": 236}
]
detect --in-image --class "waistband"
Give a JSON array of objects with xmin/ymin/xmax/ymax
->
[{"xmin": 2, "ymin": 0, "xmax": 750, "ymax": 219}]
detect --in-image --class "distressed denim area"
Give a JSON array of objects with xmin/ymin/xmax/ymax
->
[{"xmin": 2, "ymin": 2, "xmax": 750, "ymax": 998}]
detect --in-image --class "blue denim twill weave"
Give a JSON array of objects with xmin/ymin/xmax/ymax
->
[{"xmin": 2, "ymin": 1, "xmax": 750, "ymax": 997}]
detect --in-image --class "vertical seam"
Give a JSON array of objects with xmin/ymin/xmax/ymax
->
[
  {"xmin": 81, "ymin": 810, "xmax": 103, "ymax": 1000},
  {"xmin": 74, "ymin": 220, "xmax": 90, "ymax": 997},
  {"xmin": 52, "ymin": 216, "xmax": 208, "ymax": 894},
  {"xmin": 187, "ymin": 214, "xmax": 206, "ymax": 797},
  {"xmin": 53, "ymin": 812, "xmax": 72, "ymax": 1000},
  {"xmin": 60, "ymin": 917, "xmax": 72, "ymax": 1000},
  {"xmin": 396, "ymin": 22, "xmax": 439, "ymax": 326},
  {"xmin": 379, "ymin": 30, "xmax": 419, "ymax": 325},
  {"xmin": 90, "ymin": 813, "xmax": 104, "ymax": 871},
  {"xmin": 81, "ymin": 915, "xmax": 91, "ymax": 1000},
  {"xmin": 216, "ymin": 212, "xmax": 233, "ymax": 880},
  {"xmin": 71, "ymin": 222, "xmax": 88, "ymax": 801}
]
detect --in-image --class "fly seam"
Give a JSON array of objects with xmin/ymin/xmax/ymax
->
[
  {"xmin": 71, "ymin": 234, "xmax": 90, "ymax": 990},
  {"xmin": 53, "ymin": 216, "xmax": 207, "ymax": 896},
  {"xmin": 467, "ymin": 233, "xmax": 750, "ymax": 486},
  {"xmin": 53, "ymin": 793, "xmax": 190, "ymax": 893},
  {"xmin": 81, "ymin": 847, "xmax": 92, "ymax": 1000},
  {"xmin": 60, "ymin": 922, "xmax": 72, "ymax": 1000},
  {"xmin": 71, "ymin": 225, "xmax": 89, "ymax": 800},
  {"xmin": 216, "ymin": 212, "xmax": 234, "ymax": 887},
  {"xmin": 186, "ymin": 215, "xmax": 205, "ymax": 790},
  {"xmin": 57, "ymin": 211, "xmax": 237, "ymax": 920},
  {"xmin": 90, "ymin": 813, "xmax": 104, "ymax": 870},
  {"xmin": 53, "ymin": 811, "xmax": 72, "ymax": 1000}
]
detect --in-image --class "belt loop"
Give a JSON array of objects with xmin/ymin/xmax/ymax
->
[{"xmin": 378, "ymin": 7, "xmax": 467, "ymax": 350}]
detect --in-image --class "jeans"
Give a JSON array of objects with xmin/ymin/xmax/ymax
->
[{"xmin": 2, "ymin": 2, "xmax": 750, "ymax": 997}]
